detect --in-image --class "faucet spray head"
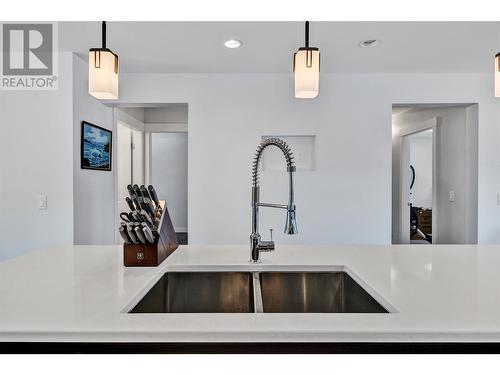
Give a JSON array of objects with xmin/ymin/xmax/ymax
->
[{"xmin": 284, "ymin": 205, "xmax": 298, "ymax": 235}]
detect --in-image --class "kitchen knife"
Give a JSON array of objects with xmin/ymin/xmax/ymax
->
[
  {"xmin": 125, "ymin": 197, "xmax": 135, "ymax": 211},
  {"xmin": 119, "ymin": 225, "xmax": 131, "ymax": 244},
  {"xmin": 134, "ymin": 225, "xmax": 147, "ymax": 244},
  {"xmin": 140, "ymin": 185, "xmax": 151, "ymax": 200},
  {"xmin": 130, "ymin": 210, "xmax": 142, "ymax": 223},
  {"xmin": 138, "ymin": 197, "xmax": 152, "ymax": 215},
  {"xmin": 127, "ymin": 184, "xmax": 134, "ymax": 195},
  {"xmin": 139, "ymin": 209, "xmax": 154, "ymax": 228},
  {"xmin": 142, "ymin": 224, "xmax": 155, "ymax": 244},
  {"xmin": 132, "ymin": 197, "xmax": 142, "ymax": 211},
  {"xmin": 142, "ymin": 197, "xmax": 157, "ymax": 217},
  {"xmin": 148, "ymin": 185, "xmax": 161, "ymax": 210},
  {"xmin": 126, "ymin": 224, "xmax": 140, "ymax": 244},
  {"xmin": 127, "ymin": 185, "xmax": 137, "ymax": 199},
  {"xmin": 133, "ymin": 185, "xmax": 143, "ymax": 203}
]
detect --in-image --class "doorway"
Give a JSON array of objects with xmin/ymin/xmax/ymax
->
[
  {"xmin": 114, "ymin": 104, "xmax": 189, "ymax": 245},
  {"xmin": 392, "ymin": 104, "xmax": 478, "ymax": 245},
  {"xmin": 402, "ymin": 128, "xmax": 435, "ymax": 244},
  {"xmin": 144, "ymin": 105, "xmax": 188, "ymax": 244},
  {"xmin": 149, "ymin": 132, "xmax": 188, "ymax": 243}
]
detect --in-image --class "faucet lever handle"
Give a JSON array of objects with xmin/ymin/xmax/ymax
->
[{"xmin": 257, "ymin": 228, "xmax": 275, "ymax": 252}]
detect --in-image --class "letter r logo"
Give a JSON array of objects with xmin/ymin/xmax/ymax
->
[{"xmin": 2, "ymin": 24, "xmax": 53, "ymax": 75}]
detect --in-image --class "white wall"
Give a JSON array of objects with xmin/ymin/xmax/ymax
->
[
  {"xmin": 409, "ymin": 132, "xmax": 433, "ymax": 208},
  {"xmin": 144, "ymin": 105, "xmax": 188, "ymax": 124},
  {"xmin": 131, "ymin": 129, "xmax": 145, "ymax": 185},
  {"xmin": 116, "ymin": 74, "xmax": 393, "ymax": 245},
  {"xmin": 120, "ymin": 107, "xmax": 145, "ymax": 123},
  {"xmin": 72, "ymin": 54, "xmax": 115, "ymax": 245},
  {"xmin": 113, "ymin": 73, "xmax": 499, "ymax": 245},
  {"xmin": 150, "ymin": 133, "xmax": 188, "ymax": 232},
  {"xmin": 3, "ymin": 68, "xmax": 498, "ymax": 259},
  {"xmin": 0, "ymin": 52, "xmax": 74, "ymax": 260}
]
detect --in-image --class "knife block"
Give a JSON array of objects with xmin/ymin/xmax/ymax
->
[{"xmin": 123, "ymin": 201, "xmax": 179, "ymax": 267}]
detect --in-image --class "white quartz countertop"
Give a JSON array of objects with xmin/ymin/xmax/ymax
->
[{"xmin": 2, "ymin": 244, "xmax": 500, "ymax": 342}]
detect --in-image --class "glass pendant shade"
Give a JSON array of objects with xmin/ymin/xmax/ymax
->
[
  {"xmin": 89, "ymin": 49, "xmax": 119, "ymax": 100},
  {"xmin": 294, "ymin": 48, "xmax": 320, "ymax": 98},
  {"xmin": 496, "ymin": 53, "xmax": 500, "ymax": 98}
]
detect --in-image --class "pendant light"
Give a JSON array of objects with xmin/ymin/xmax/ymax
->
[
  {"xmin": 89, "ymin": 21, "xmax": 119, "ymax": 100},
  {"xmin": 293, "ymin": 21, "xmax": 320, "ymax": 99},
  {"xmin": 496, "ymin": 52, "xmax": 500, "ymax": 97}
]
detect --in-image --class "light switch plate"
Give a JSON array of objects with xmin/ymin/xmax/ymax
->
[{"xmin": 37, "ymin": 194, "xmax": 47, "ymax": 210}]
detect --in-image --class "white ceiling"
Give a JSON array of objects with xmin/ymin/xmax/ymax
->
[{"xmin": 59, "ymin": 22, "xmax": 500, "ymax": 74}]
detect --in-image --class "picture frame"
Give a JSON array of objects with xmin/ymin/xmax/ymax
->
[{"xmin": 80, "ymin": 121, "xmax": 112, "ymax": 171}]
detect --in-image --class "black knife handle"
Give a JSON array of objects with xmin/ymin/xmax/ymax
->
[
  {"xmin": 130, "ymin": 210, "xmax": 142, "ymax": 223},
  {"xmin": 140, "ymin": 200, "xmax": 154, "ymax": 219},
  {"xmin": 127, "ymin": 185, "xmax": 135, "ymax": 198},
  {"xmin": 140, "ymin": 185, "xmax": 151, "ymax": 200},
  {"xmin": 140, "ymin": 209, "xmax": 154, "ymax": 228},
  {"xmin": 125, "ymin": 197, "xmax": 135, "ymax": 211},
  {"xmin": 143, "ymin": 197, "xmax": 156, "ymax": 216},
  {"xmin": 148, "ymin": 185, "xmax": 161, "ymax": 208},
  {"xmin": 132, "ymin": 197, "xmax": 142, "ymax": 211},
  {"xmin": 133, "ymin": 185, "xmax": 143, "ymax": 202}
]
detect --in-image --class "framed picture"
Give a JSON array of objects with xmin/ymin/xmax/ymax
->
[{"xmin": 81, "ymin": 121, "xmax": 112, "ymax": 171}]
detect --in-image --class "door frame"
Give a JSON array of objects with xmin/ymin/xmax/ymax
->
[{"xmin": 395, "ymin": 117, "xmax": 438, "ymax": 244}]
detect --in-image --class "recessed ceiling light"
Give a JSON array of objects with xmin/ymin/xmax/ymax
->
[
  {"xmin": 359, "ymin": 39, "xmax": 381, "ymax": 48},
  {"xmin": 224, "ymin": 39, "xmax": 242, "ymax": 49}
]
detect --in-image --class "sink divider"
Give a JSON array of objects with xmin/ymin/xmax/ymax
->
[{"xmin": 252, "ymin": 272, "xmax": 264, "ymax": 313}]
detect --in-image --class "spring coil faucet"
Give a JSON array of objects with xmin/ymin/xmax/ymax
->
[{"xmin": 250, "ymin": 138, "xmax": 298, "ymax": 263}]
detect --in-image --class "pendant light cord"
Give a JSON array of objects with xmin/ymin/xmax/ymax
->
[
  {"xmin": 305, "ymin": 21, "xmax": 309, "ymax": 49},
  {"xmin": 102, "ymin": 21, "xmax": 106, "ymax": 49}
]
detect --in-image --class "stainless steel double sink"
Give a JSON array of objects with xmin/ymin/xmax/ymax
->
[{"xmin": 129, "ymin": 271, "xmax": 389, "ymax": 314}]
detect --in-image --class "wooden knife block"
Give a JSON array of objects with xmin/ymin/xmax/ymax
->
[{"xmin": 123, "ymin": 201, "xmax": 179, "ymax": 267}]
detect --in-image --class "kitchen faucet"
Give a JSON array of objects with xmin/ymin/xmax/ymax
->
[{"xmin": 250, "ymin": 138, "xmax": 298, "ymax": 263}]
